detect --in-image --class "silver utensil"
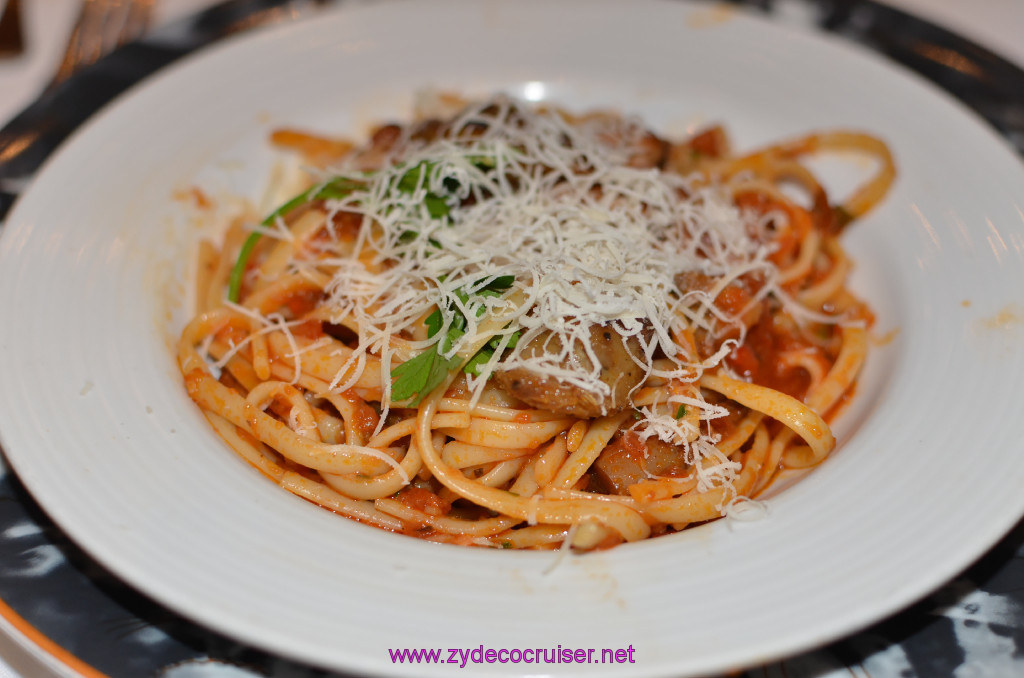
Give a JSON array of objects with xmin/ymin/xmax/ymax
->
[
  {"xmin": 51, "ymin": 0, "xmax": 154, "ymax": 87},
  {"xmin": 0, "ymin": 0, "xmax": 155, "ymax": 196},
  {"xmin": 0, "ymin": 0, "xmax": 333, "ymax": 221}
]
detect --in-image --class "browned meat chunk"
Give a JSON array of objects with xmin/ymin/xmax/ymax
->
[
  {"xmin": 665, "ymin": 125, "xmax": 731, "ymax": 176},
  {"xmin": 677, "ymin": 270, "xmax": 768, "ymax": 354},
  {"xmin": 495, "ymin": 325, "xmax": 651, "ymax": 418},
  {"xmin": 627, "ymin": 130, "xmax": 669, "ymax": 169},
  {"xmin": 592, "ymin": 430, "xmax": 690, "ymax": 495}
]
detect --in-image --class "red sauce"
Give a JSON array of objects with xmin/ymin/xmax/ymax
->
[
  {"xmin": 335, "ymin": 390, "xmax": 379, "ymax": 439},
  {"xmin": 215, "ymin": 324, "xmax": 248, "ymax": 346},
  {"xmin": 734, "ymin": 191, "xmax": 811, "ymax": 267},
  {"xmin": 513, "ymin": 411, "xmax": 532, "ymax": 424},
  {"xmin": 396, "ymin": 487, "xmax": 451, "ymax": 517},
  {"xmin": 608, "ymin": 430, "xmax": 647, "ymax": 466},
  {"xmin": 716, "ymin": 284, "xmax": 751, "ymax": 316},
  {"xmin": 284, "ymin": 290, "xmax": 323, "ymax": 317},
  {"xmin": 325, "ymin": 210, "xmax": 363, "ymax": 242},
  {"xmin": 291, "ymin": 319, "xmax": 324, "ymax": 341},
  {"xmin": 726, "ymin": 313, "xmax": 819, "ymax": 401},
  {"xmin": 688, "ymin": 126, "xmax": 728, "ymax": 158}
]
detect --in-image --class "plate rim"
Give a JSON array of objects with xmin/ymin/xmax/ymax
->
[{"xmin": 2, "ymin": 1, "xmax": 1024, "ymax": 675}]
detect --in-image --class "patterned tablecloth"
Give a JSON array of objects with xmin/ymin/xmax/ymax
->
[{"xmin": 0, "ymin": 1, "xmax": 1021, "ymax": 675}]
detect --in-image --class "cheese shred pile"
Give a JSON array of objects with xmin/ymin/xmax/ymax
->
[{"xmin": 290, "ymin": 99, "xmax": 773, "ymax": 488}]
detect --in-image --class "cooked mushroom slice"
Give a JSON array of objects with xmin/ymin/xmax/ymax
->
[{"xmin": 495, "ymin": 325, "xmax": 651, "ymax": 418}]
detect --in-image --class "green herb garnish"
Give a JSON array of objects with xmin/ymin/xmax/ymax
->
[
  {"xmin": 226, "ymin": 176, "xmax": 366, "ymax": 303},
  {"xmin": 226, "ymin": 158, "xmax": 471, "ymax": 303},
  {"xmin": 389, "ymin": 337, "xmax": 464, "ymax": 405},
  {"xmin": 675, "ymin": 404, "xmax": 688, "ymax": 419},
  {"xmin": 390, "ymin": 275, "xmax": 519, "ymax": 405}
]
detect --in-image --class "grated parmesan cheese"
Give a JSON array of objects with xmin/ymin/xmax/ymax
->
[{"xmin": 268, "ymin": 96, "xmax": 785, "ymax": 489}]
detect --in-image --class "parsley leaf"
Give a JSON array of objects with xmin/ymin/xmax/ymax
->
[
  {"xmin": 391, "ymin": 274, "xmax": 519, "ymax": 400},
  {"xmin": 394, "ymin": 161, "xmax": 453, "ymax": 219},
  {"xmin": 390, "ymin": 327, "xmax": 465, "ymax": 405},
  {"xmin": 675, "ymin": 404, "xmax": 688, "ymax": 419},
  {"xmin": 463, "ymin": 348, "xmax": 494, "ymax": 377},
  {"xmin": 231, "ymin": 154, "xmax": 502, "ymax": 303},
  {"xmin": 228, "ymin": 158, "xmax": 464, "ymax": 303},
  {"xmin": 424, "ymin": 308, "xmax": 444, "ymax": 337},
  {"xmin": 227, "ymin": 176, "xmax": 366, "ymax": 303},
  {"xmin": 389, "ymin": 344, "xmax": 462, "ymax": 404},
  {"xmin": 464, "ymin": 329, "xmax": 521, "ymax": 376}
]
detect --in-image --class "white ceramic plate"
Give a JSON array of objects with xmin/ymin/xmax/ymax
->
[{"xmin": 2, "ymin": 1, "xmax": 1023, "ymax": 675}]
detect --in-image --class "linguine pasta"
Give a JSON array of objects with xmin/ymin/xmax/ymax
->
[{"xmin": 178, "ymin": 95, "xmax": 893, "ymax": 550}]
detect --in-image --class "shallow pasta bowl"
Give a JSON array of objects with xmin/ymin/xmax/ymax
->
[{"xmin": 0, "ymin": 0, "xmax": 1023, "ymax": 676}]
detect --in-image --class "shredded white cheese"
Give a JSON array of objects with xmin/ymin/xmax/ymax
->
[{"xmin": 267, "ymin": 96, "xmax": 784, "ymax": 489}]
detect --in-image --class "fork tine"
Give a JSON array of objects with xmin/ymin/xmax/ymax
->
[
  {"xmin": 123, "ymin": 0, "xmax": 154, "ymax": 44},
  {"xmin": 95, "ymin": 1, "xmax": 126, "ymax": 58},
  {"xmin": 53, "ymin": 0, "xmax": 110, "ymax": 85},
  {"xmin": 99, "ymin": 0, "xmax": 152, "ymax": 58},
  {"xmin": 51, "ymin": 0, "xmax": 154, "ymax": 88}
]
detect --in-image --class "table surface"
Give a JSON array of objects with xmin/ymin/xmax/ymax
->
[{"xmin": 0, "ymin": 1, "xmax": 1023, "ymax": 676}]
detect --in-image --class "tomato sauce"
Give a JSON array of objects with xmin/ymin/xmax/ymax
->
[
  {"xmin": 396, "ymin": 486, "xmax": 452, "ymax": 517},
  {"xmin": 291, "ymin": 319, "xmax": 324, "ymax": 341},
  {"xmin": 725, "ymin": 312, "xmax": 821, "ymax": 401},
  {"xmin": 334, "ymin": 390, "xmax": 380, "ymax": 440},
  {"xmin": 284, "ymin": 289, "xmax": 323, "ymax": 318}
]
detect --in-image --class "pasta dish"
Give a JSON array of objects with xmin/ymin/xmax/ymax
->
[{"xmin": 177, "ymin": 94, "xmax": 893, "ymax": 550}]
